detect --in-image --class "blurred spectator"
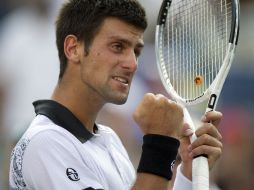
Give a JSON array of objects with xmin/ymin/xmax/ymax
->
[
  {"xmin": 0, "ymin": 0, "xmax": 10, "ymax": 23},
  {"xmin": 0, "ymin": 83, "xmax": 5, "ymax": 190},
  {"xmin": 209, "ymin": 2, "xmax": 254, "ymax": 188},
  {"xmin": 0, "ymin": 0, "xmax": 62, "ymax": 138},
  {"xmin": 211, "ymin": 107, "xmax": 254, "ymax": 190},
  {"xmin": 0, "ymin": 0, "xmax": 63, "ymax": 188}
]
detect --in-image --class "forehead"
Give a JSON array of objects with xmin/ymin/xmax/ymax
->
[{"xmin": 94, "ymin": 17, "xmax": 144, "ymax": 45}]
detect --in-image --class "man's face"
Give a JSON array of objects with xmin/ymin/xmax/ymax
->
[{"xmin": 79, "ymin": 17, "xmax": 144, "ymax": 104}]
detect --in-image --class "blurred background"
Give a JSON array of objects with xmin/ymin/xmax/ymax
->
[{"xmin": 0, "ymin": 0, "xmax": 253, "ymax": 189}]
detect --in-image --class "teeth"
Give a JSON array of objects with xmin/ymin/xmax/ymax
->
[{"xmin": 114, "ymin": 77, "xmax": 128, "ymax": 84}]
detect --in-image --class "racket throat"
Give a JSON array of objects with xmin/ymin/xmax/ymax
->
[{"xmin": 206, "ymin": 94, "xmax": 217, "ymax": 112}]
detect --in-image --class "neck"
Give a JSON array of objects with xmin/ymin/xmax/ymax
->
[{"xmin": 51, "ymin": 81, "xmax": 105, "ymax": 133}]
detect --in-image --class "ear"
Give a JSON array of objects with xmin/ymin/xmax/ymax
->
[{"xmin": 64, "ymin": 35, "xmax": 82, "ymax": 63}]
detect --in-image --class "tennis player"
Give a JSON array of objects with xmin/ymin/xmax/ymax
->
[{"xmin": 9, "ymin": 0, "xmax": 223, "ymax": 189}]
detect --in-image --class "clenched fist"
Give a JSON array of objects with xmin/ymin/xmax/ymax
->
[{"xmin": 133, "ymin": 93, "xmax": 184, "ymax": 139}]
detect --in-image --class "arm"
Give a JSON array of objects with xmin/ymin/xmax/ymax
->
[
  {"xmin": 130, "ymin": 93, "xmax": 223, "ymax": 190},
  {"xmin": 131, "ymin": 93, "xmax": 184, "ymax": 190}
]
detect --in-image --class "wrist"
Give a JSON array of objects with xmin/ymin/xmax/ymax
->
[
  {"xmin": 172, "ymin": 164, "xmax": 192, "ymax": 190},
  {"xmin": 180, "ymin": 162, "xmax": 192, "ymax": 180},
  {"xmin": 145, "ymin": 130, "xmax": 179, "ymax": 139},
  {"xmin": 137, "ymin": 134, "xmax": 180, "ymax": 180}
]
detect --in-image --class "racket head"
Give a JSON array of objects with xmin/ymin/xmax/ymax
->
[{"xmin": 155, "ymin": 0, "xmax": 240, "ymax": 105}]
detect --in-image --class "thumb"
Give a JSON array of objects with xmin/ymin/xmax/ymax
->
[
  {"xmin": 179, "ymin": 123, "xmax": 193, "ymax": 163},
  {"xmin": 181, "ymin": 123, "xmax": 194, "ymax": 137},
  {"xmin": 179, "ymin": 123, "xmax": 193, "ymax": 153}
]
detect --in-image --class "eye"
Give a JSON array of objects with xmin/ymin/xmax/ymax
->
[
  {"xmin": 111, "ymin": 43, "xmax": 124, "ymax": 53},
  {"xmin": 134, "ymin": 48, "xmax": 142, "ymax": 59},
  {"xmin": 134, "ymin": 50, "xmax": 140, "ymax": 58}
]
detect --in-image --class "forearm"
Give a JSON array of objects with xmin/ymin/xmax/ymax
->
[
  {"xmin": 132, "ymin": 164, "xmax": 192, "ymax": 190},
  {"xmin": 132, "ymin": 173, "xmax": 169, "ymax": 190},
  {"xmin": 180, "ymin": 162, "xmax": 192, "ymax": 180},
  {"xmin": 172, "ymin": 164, "xmax": 192, "ymax": 190},
  {"xmin": 131, "ymin": 134, "xmax": 179, "ymax": 190},
  {"xmin": 131, "ymin": 94, "xmax": 185, "ymax": 189}
]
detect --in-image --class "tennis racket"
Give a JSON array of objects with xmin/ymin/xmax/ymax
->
[{"xmin": 155, "ymin": 0, "xmax": 240, "ymax": 189}]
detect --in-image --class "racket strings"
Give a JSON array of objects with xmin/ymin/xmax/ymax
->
[{"xmin": 159, "ymin": 0, "xmax": 232, "ymax": 100}]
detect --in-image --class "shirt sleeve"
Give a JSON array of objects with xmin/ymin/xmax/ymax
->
[
  {"xmin": 22, "ymin": 130, "xmax": 104, "ymax": 190},
  {"xmin": 172, "ymin": 164, "xmax": 192, "ymax": 190}
]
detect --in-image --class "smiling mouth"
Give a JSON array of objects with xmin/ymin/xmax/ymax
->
[{"xmin": 113, "ymin": 76, "xmax": 129, "ymax": 85}]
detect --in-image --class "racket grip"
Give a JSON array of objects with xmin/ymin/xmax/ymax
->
[
  {"xmin": 183, "ymin": 108, "xmax": 210, "ymax": 189},
  {"xmin": 192, "ymin": 156, "xmax": 209, "ymax": 190}
]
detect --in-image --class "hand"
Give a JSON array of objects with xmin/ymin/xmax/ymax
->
[
  {"xmin": 133, "ymin": 93, "xmax": 184, "ymax": 139},
  {"xmin": 179, "ymin": 111, "xmax": 223, "ymax": 179}
]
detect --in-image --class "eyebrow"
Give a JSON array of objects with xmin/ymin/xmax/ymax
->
[{"xmin": 109, "ymin": 36, "xmax": 144, "ymax": 49}]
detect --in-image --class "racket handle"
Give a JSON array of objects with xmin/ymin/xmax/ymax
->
[
  {"xmin": 192, "ymin": 156, "xmax": 209, "ymax": 190},
  {"xmin": 183, "ymin": 108, "xmax": 210, "ymax": 190}
]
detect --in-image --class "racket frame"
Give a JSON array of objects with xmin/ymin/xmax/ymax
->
[{"xmin": 155, "ymin": 0, "xmax": 240, "ymax": 189}]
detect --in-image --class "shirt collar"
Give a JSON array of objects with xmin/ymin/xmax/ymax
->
[{"xmin": 33, "ymin": 100, "xmax": 94, "ymax": 143}]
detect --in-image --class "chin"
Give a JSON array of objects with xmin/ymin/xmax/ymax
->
[
  {"xmin": 107, "ymin": 94, "xmax": 128, "ymax": 105},
  {"xmin": 111, "ymin": 97, "xmax": 128, "ymax": 105},
  {"xmin": 104, "ymin": 89, "xmax": 129, "ymax": 105},
  {"xmin": 114, "ymin": 100, "xmax": 127, "ymax": 105}
]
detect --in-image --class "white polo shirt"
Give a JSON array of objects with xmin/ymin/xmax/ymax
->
[{"xmin": 9, "ymin": 100, "xmax": 191, "ymax": 190}]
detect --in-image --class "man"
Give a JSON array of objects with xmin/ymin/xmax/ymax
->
[{"xmin": 9, "ymin": 0, "xmax": 222, "ymax": 189}]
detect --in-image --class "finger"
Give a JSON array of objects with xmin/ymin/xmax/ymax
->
[
  {"xmin": 201, "ymin": 111, "xmax": 223, "ymax": 127},
  {"xmin": 179, "ymin": 124, "xmax": 193, "ymax": 150},
  {"xmin": 143, "ymin": 93, "xmax": 155, "ymax": 100},
  {"xmin": 154, "ymin": 94, "xmax": 179, "ymax": 109},
  {"xmin": 181, "ymin": 123, "xmax": 194, "ymax": 138},
  {"xmin": 189, "ymin": 145, "xmax": 222, "ymax": 159},
  {"xmin": 143, "ymin": 93, "xmax": 156, "ymax": 104},
  {"xmin": 154, "ymin": 93, "xmax": 165, "ymax": 99},
  {"xmin": 195, "ymin": 123, "xmax": 222, "ymax": 140},
  {"xmin": 189, "ymin": 145, "xmax": 222, "ymax": 169},
  {"xmin": 190, "ymin": 133, "xmax": 223, "ymax": 150}
]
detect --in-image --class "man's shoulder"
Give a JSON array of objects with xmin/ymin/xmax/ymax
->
[
  {"xmin": 96, "ymin": 124, "xmax": 115, "ymax": 134},
  {"xmin": 23, "ymin": 114, "xmax": 73, "ymax": 141},
  {"xmin": 11, "ymin": 115, "xmax": 77, "ymax": 162},
  {"xmin": 9, "ymin": 115, "xmax": 72, "ymax": 190},
  {"xmin": 96, "ymin": 124, "xmax": 121, "ymax": 141}
]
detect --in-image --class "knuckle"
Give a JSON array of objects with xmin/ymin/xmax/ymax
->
[
  {"xmin": 155, "ymin": 93, "xmax": 165, "ymax": 97},
  {"xmin": 158, "ymin": 96, "xmax": 167, "ymax": 103},
  {"xmin": 193, "ymin": 146, "xmax": 206, "ymax": 156},
  {"xmin": 155, "ymin": 93, "xmax": 165, "ymax": 100},
  {"xmin": 200, "ymin": 145, "xmax": 206, "ymax": 153},
  {"xmin": 203, "ymin": 134, "xmax": 210, "ymax": 142},
  {"xmin": 170, "ymin": 101, "xmax": 183, "ymax": 114},
  {"xmin": 200, "ymin": 136, "xmax": 207, "ymax": 145},
  {"xmin": 144, "ymin": 93, "xmax": 155, "ymax": 100},
  {"xmin": 216, "ymin": 147, "xmax": 222, "ymax": 156},
  {"xmin": 143, "ymin": 93, "xmax": 156, "ymax": 105},
  {"xmin": 217, "ymin": 141, "xmax": 223, "ymax": 149},
  {"xmin": 210, "ymin": 147, "xmax": 222, "ymax": 159},
  {"xmin": 207, "ymin": 123, "xmax": 214, "ymax": 130},
  {"xmin": 156, "ymin": 95, "xmax": 170, "ymax": 107}
]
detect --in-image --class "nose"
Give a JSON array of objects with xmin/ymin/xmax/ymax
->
[{"xmin": 121, "ymin": 50, "xmax": 138, "ymax": 72}]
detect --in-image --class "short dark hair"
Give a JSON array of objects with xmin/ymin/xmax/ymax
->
[{"xmin": 55, "ymin": 0, "xmax": 147, "ymax": 79}]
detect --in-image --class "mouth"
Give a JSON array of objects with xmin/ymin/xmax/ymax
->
[{"xmin": 112, "ymin": 76, "xmax": 129, "ymax": 86}]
